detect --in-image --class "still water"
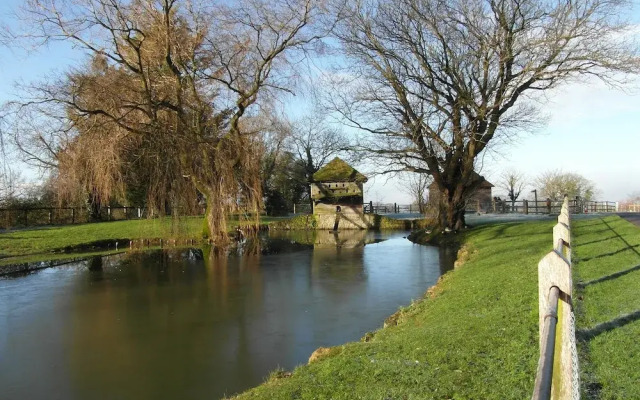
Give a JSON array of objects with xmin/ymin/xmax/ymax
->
[{"xmin": 0, "ymin": 230, "xmax": 454, "ymax": 400}]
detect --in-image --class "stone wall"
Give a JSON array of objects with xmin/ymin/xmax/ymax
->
[
  {"xmin": 315, "ymin": 212, "xmax": 374, "ymax": 230},
  {"xmin": 314, "ymin": 203, "xmax": 365, "ymax": 215}
]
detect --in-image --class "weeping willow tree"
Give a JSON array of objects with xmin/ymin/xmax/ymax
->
[{"xmin": 7, "ymin": 0, "xmax": 323, "ymax": 241}]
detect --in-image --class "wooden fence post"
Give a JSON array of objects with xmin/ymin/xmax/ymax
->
[
  {"xmin": 524, "ymin": 200, "xmax": 529, "ymax": 215},
  {"xmin": 48, "ymin": 209, "xmax": 53, "ymax": 225},
  {"xmin": 533, "ymin": 196, "xmax": 576, "ymax": 400}
]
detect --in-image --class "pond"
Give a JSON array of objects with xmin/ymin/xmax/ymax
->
[{"xmin": 0, "ymin": 230, "xmax": 456, "ymax": 400}]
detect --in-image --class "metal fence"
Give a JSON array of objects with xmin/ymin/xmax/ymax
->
[{"xmin": 532, "ymin": 196, "xmax": 579, "ymax": 400}]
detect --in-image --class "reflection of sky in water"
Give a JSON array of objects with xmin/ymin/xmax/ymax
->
[{"xmin": 0, "ymin": 231, "xmax": 446, "ymax": 400}]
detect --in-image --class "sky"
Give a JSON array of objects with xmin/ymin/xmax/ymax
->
[{"xmin": 1, "ymin": 0, "xmax": 640, "ymax": 205}]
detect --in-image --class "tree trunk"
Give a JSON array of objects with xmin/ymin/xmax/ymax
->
[
  {"xmin": 440, "ymin": 195, "xmax": 467, "ymax": 230},
  {"xmin": 197, "ymin": 183, "xmax": 230, "ymax": 243},
  {"xmin": 436, "ymin": 176, "xmax": 480, "ymax": 230},
  {"xmin": 88, "ymin": 191, "xmax": 102, "ymax": 222}
]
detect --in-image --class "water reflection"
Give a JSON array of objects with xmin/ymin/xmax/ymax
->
[{"xmin": 0, "ymin": 231, "xmax": 451, "ymax": 400}]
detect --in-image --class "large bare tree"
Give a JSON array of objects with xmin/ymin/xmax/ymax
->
[
  {"xmin": 330, "ymin": 0, "xmax": 639, "ymax": 229},
  {"xmin": 6, "ymin": 0, "xmax": 325, "ymax": 241},
  {"xmin": 288, "ymin": 111, "xmax": 351, "ymax": 205}
]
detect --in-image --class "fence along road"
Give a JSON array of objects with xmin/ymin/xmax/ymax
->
[{"xmin": 532, "ymin": 196, "xmax": 579, "ymax": 400}]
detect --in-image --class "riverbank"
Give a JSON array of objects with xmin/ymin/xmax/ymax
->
[
  {"xmin": 0, "ymin": 214, "xmax": 431, "ymax": 271},
  {"xmin": 0, "ymin": 216, "xmax": 287, "ymax": 268},
  {"xmin": 231, "ymin": 215, "xmax": 640, "ymax": 399},
  {"xmin": 231, "ymin": 219, "xmax": 557, "ymax": 399}
]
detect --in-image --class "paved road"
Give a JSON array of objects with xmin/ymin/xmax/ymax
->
[{"xmin": 617, "ymin": 212, "xmax": 640, "ymax": 227}]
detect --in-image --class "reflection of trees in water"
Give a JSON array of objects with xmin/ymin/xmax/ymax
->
[
  {"xmin": 438, "ymin": 242, "xmax": 460, "ymax": 275},
  {"xmin": 267, "ymin": 229, "xmax": 317, "ymax": 246},
  {"xmin": 69, "ymin": 246, "xmax": 266, "ymax": 399}
]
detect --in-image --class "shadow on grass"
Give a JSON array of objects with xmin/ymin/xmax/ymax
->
[
  {"xmin": 577, "ymin": 310, "xmax": 640, "ymax": 341},
  {"xmin": 574, "ymin": 227, "xmax": 620, "ymax": 236},
  {"xmin": 577, "ymin": 263, "xmax": 640, "ymax": 288},
  {"xmin": 576, "ymin": 218, "xmax": 640, "ymax": 283},
  {"xmin": 574, "ymin": 235, "xmax": 618, "ymax": 247},
  {"xmin": 574, "ymin": 220, "xmax": 607, "ymax": 228},
  {"xmin": 578, "ymin": 245, "xmax": 640, "ymax": 262},
  {"xmin": 602, "ymin": 218, "xmax": 640, "ymax": 257},
  {"xmin": 473, "ymin": 222, "xmax": 549, "ymax": 241}
]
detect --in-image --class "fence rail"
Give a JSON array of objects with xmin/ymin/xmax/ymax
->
[
  {"xmin": 0, "ymin": 206, "xmax": 149, "ymax": 229},
  {"xmin": 489, "ymin": 199, "xmax": 617, "ymax": 215},
  {"xmin": 362, "ymin": 202, "xmax": 428, "ymax": 214},
  {"xmin": 0, "ymin": 206, "xmax": 210, "ymax": 229},
  {"xmin": 532, "ymin": 196, "xmax": 579, "ymax": 400},
  {"xmin": 360, "ymin": 199, "xmax": 620, "ymax": 216}
]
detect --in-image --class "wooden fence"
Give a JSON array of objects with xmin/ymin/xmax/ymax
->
[
  {"xmin": 0, "ymin": 206, "xmax": 211, "ymax": 229},
  {"xmin": 362, "ymin": 202, "xmax": 427, "ymax": 214},
  {"xmin": 0, "ymin": 206, "xmax": 151, "ymax": 229},
  {"xmin": 532, "ymin": 196, "xmax": 579, "ymax": 400},
  {"xmin": 361, "ymin": 199, "xmax": 619, "ymax": 216},
  {"xmin": 488, "ymin": 199, "xmax": 616, "ymax": 215}
]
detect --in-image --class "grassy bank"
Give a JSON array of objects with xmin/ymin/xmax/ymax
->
[
  {"xmin": 231, "ymin": 219, "xmax": 560, "ymax": 399},
  {"xmin": 0, "ymin": 216, "xmax": 286, "ymax": 265},
  {"xmin": 573, "ymin": 216, "xmax": 640, "ymax": 399}
]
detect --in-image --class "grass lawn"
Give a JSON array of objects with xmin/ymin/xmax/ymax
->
[
  {"xmin": 0, "ymin": 216, "xmax": 285, "ymax": 264},
  {"xmin": 573, "ymin": 216, "xmax": 640, "ymax": 400},
  {"xmin": 231, "ymin": 219, "xmax": 560, "ymax": 399}
]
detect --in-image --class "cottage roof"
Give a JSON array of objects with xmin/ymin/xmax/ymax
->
[
  {"xmin": 427, "ymin": 172, "xmax": 494, "ymax": 188},
  {"xmin": 313, "ymin": 157, "xmax": 368, "ymax": 183}
]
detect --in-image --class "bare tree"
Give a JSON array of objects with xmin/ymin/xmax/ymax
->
[
  {"xmin": 499, "ymin": 169, "xmax": 526, "ymax": 207},
  {"xmin": 6, "ymin": 0, "xmax": 325, "ymax": 241},
  {"xmin": 329, "ymin": 0, "xmax": 639, "ymax": 229},
  {"xmin": 0, "ymin": 167, "xmax": 23, "ymax": 205},
  {"xmin": 535, "ymin": 170, "xmax": 598, "ymax": 201},
  {"xmin": 403, "ymin": 173, "xmax": 431, "ymax": 214},
  {"xmin": 288, "ymin": 111, "xmax": 350, "ymax": 203}
]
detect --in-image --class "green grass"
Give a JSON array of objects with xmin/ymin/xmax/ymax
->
[
  {"xmin": 231, "ymin": 219, "xmax": 559, "ymax": 399},
  {"xmin": 573, "ymin": 216, "xmax": 640, "ymax": 400},
  {"xmin": 0, "ymin": 216, "xmax": 286, "ymax": 265}
]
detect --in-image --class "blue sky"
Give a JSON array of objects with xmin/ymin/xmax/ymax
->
[{"xmin": 2, "ymin": 0, "xmax": 640, "ymax": 203}]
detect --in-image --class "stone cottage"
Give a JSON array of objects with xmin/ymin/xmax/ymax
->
[{"xmin": 311, "ymin": 157, "xmax": 367, "ymax": 215}]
